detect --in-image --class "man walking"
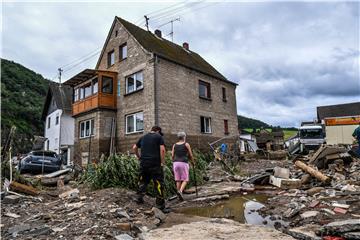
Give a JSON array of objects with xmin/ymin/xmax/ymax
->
[{"xmin": 133, "ymin": 126, "xmax": 166, "ymax": 210}]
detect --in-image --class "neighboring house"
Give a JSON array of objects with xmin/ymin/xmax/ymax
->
[
  {"xmin": 239, "ymin": 129, "xmax": 257, "ymax": 152},
  {"xmin": 254, "ymin": 128, "xmax": 284, "ymax": 151},
  {"xmin": 317, "ymin": 102, "xmax": 360, "ymax": 145},
  {"xmin": 64, "ymin": 17, "xmax": 238, "ymax": 166},
  {"xmin": 41, "ymin": 82, "xmax": 74, "ymax": 165},
  {"xmin": 272, "ymin": 129, "xmax": 285, "ymax": 150}
]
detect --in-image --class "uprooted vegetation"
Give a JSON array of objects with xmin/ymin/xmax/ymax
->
[{"xmin": 80, "ymin": 151, "xmax": 211, "ymax": 197}]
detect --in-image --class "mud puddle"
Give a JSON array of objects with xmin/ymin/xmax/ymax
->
[{"xmin": 177, "ymin": 194, "xmax": 287, "ymax": 228}]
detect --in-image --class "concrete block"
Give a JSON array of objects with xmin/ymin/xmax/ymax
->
[
  {"xmin": 274, "ymin": 167, "xmax": 290, "ymax": 179},
  {"xmin": 300, "ymin": 211, "xmax": 319, "ymax": 219},
  {"xmin": 269, "ymin": 176, "xmax": 301, "ymax": 189},
  {"xmin": 2, "ymin": 195, "xmax": 21, "ymax": 204}
]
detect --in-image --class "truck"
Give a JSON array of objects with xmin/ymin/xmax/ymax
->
[{"xmin": 299, "ymin": 122, "xmax": 326, "ymax": 152}]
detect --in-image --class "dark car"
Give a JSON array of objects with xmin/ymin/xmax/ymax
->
[{"xmin": 18, "ymin": 151, "xmax": 62, "ymax": 174}]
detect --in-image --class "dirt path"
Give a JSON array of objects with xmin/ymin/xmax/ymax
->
[{"xmin": 143, "ymin": 218, "xmax": 295, "ymax": 240}]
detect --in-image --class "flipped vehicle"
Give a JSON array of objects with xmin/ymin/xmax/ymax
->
[{"xmin": 18, "ymin": 151, "xmax": 62, "ymax": 174}]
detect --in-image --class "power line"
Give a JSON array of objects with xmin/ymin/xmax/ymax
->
[
  {"xmin": 59, "ymin": 47, "xmax": 102, "ymax": 69},
  {"xmin": 149, "ymin": 1, "xmax": 203, "ymax": 23},
  {"xmin": 151, "ymin": 1, "xmax": 219, "ymax": 26},
  {"xmin": 145, "ymin": 1, "xmax": 187, "ymax": 18}
]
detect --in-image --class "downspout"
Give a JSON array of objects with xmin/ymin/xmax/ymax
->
[{"xmin": 154, "ymin": 54, "xmax": 159, "ymax": 126}]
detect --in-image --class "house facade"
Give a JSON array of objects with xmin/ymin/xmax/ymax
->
[
  {"xmin": 65, "ymin": 17, "xmax": 238, "ymax": 166},
  {"xmin": 317, "ymin": 102, "xmax": 360, "ymax": 145},
  {"xmin": 41, "ymin": 82, "xmax": 74, "ymax": 165}
]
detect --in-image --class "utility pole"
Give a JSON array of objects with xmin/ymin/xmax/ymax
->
[
  {"xmin": 58, "ymin": 68, "xmax": 63, "ymax": 84},
  {"xmin": 144, "ymin": 15, "xmax": 149, "ymax": 31}
]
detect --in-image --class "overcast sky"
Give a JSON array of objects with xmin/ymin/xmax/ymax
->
[{"xmin": 2, "ymin": 1, "xmax": 359, "ymax": 127}]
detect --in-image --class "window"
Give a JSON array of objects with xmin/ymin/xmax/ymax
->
[
  {"xmin": 199, "ymin": 80, "xmax": 211, "ymax": 99},
  {"xmin": 119, "ymin": 43, "xmax": 127, "ymax": 60},
  {"xmin": 79, "ymin": 88, "xmax": 84, "ymax": 100},
  {"xmin": 102, "ymin": 76, "xmax": 113, "ymax": 94},
  {"xmin": 79, "ymin": 119, "xmax": 95, "ymax": 138},
  {"xmin": 55, "ymin": 114, "xmax": 59, "ymax": 125},
  {"xmin": 47, "ymin": 117, "xmax": 51, "ymax": 128},
  {"xmin": 46, "ymin": 140, "xmax": 50, "ymax": 150},
  {"xmin": 117, "ymin": 79, "xmax": 121, "ymax": 96},
  {"xmin": 74, "ymin": 88, "xmax": 79, "ymax": 102},
  {"xmin": 200, "ymin": 116, "xmax": 212, "ymax": 133},
  {"xmin": 84, "ymin": 83, "xmax": 92, "ymax": 98},
  {"xmin": 224, "ymin": 120, "xmax": 229, "ymax": 135},
  {"xmin": 115, "ymin": 30, "xmax": 118, "ymax": 37},
  {"xmin": 92, "ymin": 78, "xmax": 98, "ymax": 94},
  {"xmin": 126, "ymin": 71, "xmax": 143, "ymax": 94},
  {"xmin": 126, "ymin": 112, "xmax": 144, "ymax": 134},
  {"xmin": 222, "ymin": 87, "xmax": 227, "ymax": 102},
  {"xmin": 107, "ymin": 50, "xmax": 115, "ymax": 67}
]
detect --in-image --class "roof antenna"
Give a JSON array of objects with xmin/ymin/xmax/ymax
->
[{"xmin": 144, "ymin": 15, "xmax": 149, "ymax": 31}]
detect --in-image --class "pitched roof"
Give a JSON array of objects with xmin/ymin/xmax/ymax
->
[
  {"xmin": 97, "ymin": 17, "xmax": 236, "ymax": 85},
  {"xmin": 317, "ymin": 102, "xmax": 360, "ymax": 120},
  {"xmin": 41, "ymin": 82, "xmax": 73, "ymax": 120}
]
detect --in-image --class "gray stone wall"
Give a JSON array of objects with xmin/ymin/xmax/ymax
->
[
  {"xmin": 73, "ymin": 109, "xmax": 116, "ymax": 166},
  {"xmin": 96, "ymin": 19, "xmax": 156, "ymax": 153},
  {"xmin": 156, "ymin": 58, "xmax": 238, "ymax": 150}
]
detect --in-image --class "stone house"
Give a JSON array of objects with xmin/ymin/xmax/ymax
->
[
  {"xmin": 41, "ymin": 82, "xmax": 74, "ymax": 165},
  {"xmin": 64, "ymin": 17, "xmax": 238, "ymax": 166}
]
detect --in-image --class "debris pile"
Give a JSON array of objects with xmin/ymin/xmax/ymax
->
[
  {"xmin": 255, "ymin": 145, "xmax": 360, "ymax": 240},
  {"xmin": 1, "ymin": 186, "xmax": 169, "ymax": 239}
]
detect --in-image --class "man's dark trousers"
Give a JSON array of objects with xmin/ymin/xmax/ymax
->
[{"xmin": 137, "ymin": 165, "xmax": 165, "ymax": 209}]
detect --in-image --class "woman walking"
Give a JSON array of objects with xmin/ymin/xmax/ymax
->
[{"xmin": 172, "ymin": 132, "xmax": 194, "ymax": 201}]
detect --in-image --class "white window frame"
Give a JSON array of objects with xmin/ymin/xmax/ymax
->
[
  {"xmin": 126, "ymin": 112, "xmax": 144, "ymax": 134},
  {"xmin": 79, "ymin": 119, "xmax": 95, "ymax": 139},
  {"xmin": 47, "ymin": 117, "xmax": 51, "ymax": 129},
  {"xmin": 125, "ymin": 71, "xmax": 143, "ymax": 94},
  {"xmin": 201, "ymin": 116, "xmax": 212, "ymax": 134}
]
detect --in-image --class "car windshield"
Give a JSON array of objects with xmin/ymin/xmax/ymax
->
[
  {"xmin": 300, "ymin": 129, "xmax": 323, "ymax": 138},
  {"xmin": 31, "ymin": 151, "xmax": 57, "ymax": 158}
]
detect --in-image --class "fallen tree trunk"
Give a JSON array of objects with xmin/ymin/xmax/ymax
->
[
  {"xmin": 10, "ymin": 181, "xmax": 39, "ymax": 196},
  {"xmin": 295, "ymin": 161, "xmax": 330, "ymax": 183},
  {"xmin": 40, "ymin": 174, "xmax": 72, "ymax": 187}
]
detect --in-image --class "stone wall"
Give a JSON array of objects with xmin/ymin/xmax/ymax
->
[
  {"xmin": 156, "ymin": 58, "xmax": 238, "ymax": 138},
  {"xmin": 73, "ymin": 109, "xmax": 116, "ymax": 166},
  {"xmin": 96, "ymin": 19, "xmax": 156, "ymax": 154}
]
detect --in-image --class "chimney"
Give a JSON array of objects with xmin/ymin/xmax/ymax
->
[
  {"xmin": 154, "ymin": 29, "xmax": 162, "ymax": 38},
  {"xmin": 183, "ymin": 42, "xmax": 189, "ymax": 50}
]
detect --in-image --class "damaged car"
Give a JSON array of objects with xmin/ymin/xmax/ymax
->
[{"xmin": 18, "ymin": 151, "xmax": 62, "ymax": 174}]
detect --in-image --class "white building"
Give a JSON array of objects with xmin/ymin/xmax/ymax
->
[
  {"xmin": 41, "ymin": 82, "xmax": 74, "ymax": 165},
  {"xmin": 317, "ymin": 102, "xmax": 360, "ymax": 145}
]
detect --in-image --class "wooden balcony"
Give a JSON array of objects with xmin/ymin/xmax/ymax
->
[{"xmin": 64, "ymin": 69, "xmax": 118, "ymax": 116}]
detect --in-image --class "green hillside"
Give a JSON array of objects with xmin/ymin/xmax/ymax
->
[
  {"xmin": 237, "ymin": 115, "xmax": 270, "ymax": 129},
  {"xmin": 1, "ymin": 58, "xmax": 49, "ymax": 154}
]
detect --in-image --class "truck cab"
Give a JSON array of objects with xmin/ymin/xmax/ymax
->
[{"xmin": 299, "ymin": 125, "xmax": 325, "ymax": 151}]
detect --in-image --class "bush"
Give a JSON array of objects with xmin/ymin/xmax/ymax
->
[{"xmin": 81, "ymin": 151, "xmax": 210, "ymax": 197}]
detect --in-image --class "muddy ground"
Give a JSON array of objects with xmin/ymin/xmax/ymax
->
[{"xmin": 2, "ymin": 157, "xmax": 359, "ymax": 239}]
